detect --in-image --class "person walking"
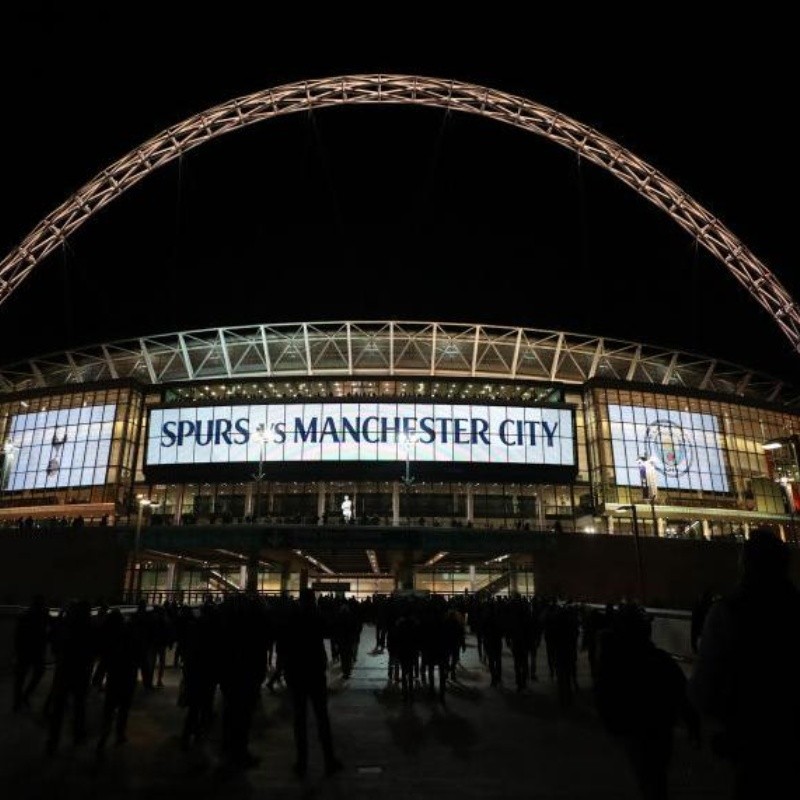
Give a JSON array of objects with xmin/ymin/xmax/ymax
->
[
  {"xmin": 595, "ymin": 603, "xmax": 700, "ymax": 800},
  {"xmin": 96, "ymin": 609, "xmax": 138, "ymax": 753},
  {"xmin": 218, "ymin": 595, "xmax": 268, "ymax": 769},
  {"xmin": 282, "ymin": 589, "xmax": 343, "ymax": 778},
  {"xmin": 45, "ymin": 600, "xmax": 95, "ymax": 755},
  {"xmin": 180, "ymin": 601, "xmax": 219, "ymax": 749}
]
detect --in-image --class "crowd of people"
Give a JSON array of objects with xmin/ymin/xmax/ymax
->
[
  {"xmin": 1, "ymin": 514, "xmax": 109, "ymax": 530},
  {"xmin": 9, "ymin": 527, "xmax": 800, "ymax": 797},
  {"xmin": 10, "ymin": 589, "xmax": 630, "ymax": 770}
]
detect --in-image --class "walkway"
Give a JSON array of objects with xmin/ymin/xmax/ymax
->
[{"xmin": 0, "ymin": 626, "xmax": 732, "ymax": 799}]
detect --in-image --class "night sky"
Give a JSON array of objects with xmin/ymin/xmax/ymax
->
[{"xmin": 0, "ymin": 13, "xmax": 797, "ymax": 386}]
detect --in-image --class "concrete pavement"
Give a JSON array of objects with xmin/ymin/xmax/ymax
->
[{"xmin": 0, "ymin": 625, "xmax": 732, "ymax": 799}]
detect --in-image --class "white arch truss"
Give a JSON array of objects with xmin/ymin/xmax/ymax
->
[{"xmin": 1, "ymin": 74, "xmax": 798, "ymax": 353}]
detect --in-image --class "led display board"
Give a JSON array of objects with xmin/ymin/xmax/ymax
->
[
  {"xmin": 146, "ymin": 402, "xmax": 575, "ymax": 467},
  {"xmin": 2, "ymin": 404, "xmax": 116, "ymax": 490},
  {"xmin": 608, "ymin": 404, "xmax": 729, "ymax": 493}
]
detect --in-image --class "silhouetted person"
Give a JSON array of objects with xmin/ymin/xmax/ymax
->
[
  {"xmin": 218, "ymin": 595, "xmax": 268, "ymax": 769},
  {"xmin": 151, "ymin": 605, "xmax": 171, "ymax": 688},
  {"xmin": 385, "ymin": 600, "xmax": 402, "ymax": 684},
  {"xmin": 130, "ymin": 600, "xmax": 155, "ymax": 689},
  {"xmin": 46, "ymin": 600, "xmax": 95, "ymax": 755},
  {"xmin": 332, "ymin": 602, "xmax": 359, "ymax": 680},
  {"xmin": 506, "ymin": 597, "xmax": 532, "ymax": 692},
  {"xmin": 583, "ymin": 604, "xmax": 612, "ymax": 682},
  {"xmin": 542, "ymin": 601, "xmax": 560, "ymax": 680},
  {"xmin": 374, "ymin": 596, "xmax": 389, "ymax": 652},
  {"xmin": 689, "ymin": 528, "xmax": 800, "ymax": 799},
  {"xmin": 180, "ymin": 602, "xmax": 219, "ymax": 749},
  {"xmin": 443, "ymin": 603, "xmax": 466, "ymax": 680},
  {"xmin": 91, "ymin": 602, "xmax": 111, "ymax": 689},
  {"xmin": 553, "ymin": 604, "xmax": 580, "ymax": 708},
  {"xmin": 283, "ymin": 589, "xmax": 343, "ymax": 778},
  {"xmin": 96, "ymin": 609, "xmax": 138, "ymax": 753},
  {"xmin": 470, "ymin": 597, "xmax": 486, "ymax": 663},
  {"xmin": 266, "ymin": 598, "xmax": 290, "ymax": 693},
  {"xmin": 528, "ymin": 598, "xmax": 544, "ymax": 680},
  {"xmin": 419, "ymin": 598, "xmax": 449, "ymax": 702},
  {"xmin": 595, "ymin": 603, "xmax": 699, "ymax": 800},
  {"xmin": 173, "ymin": 602, "xmax": 190, "ymax": 668},
  {"xmin": 483, "ymin": 602, "xmax": 504, "ymax": 687},
  {"xmin": 690, "ymin": 590, "xmax": 713, "ymax": 654},
  {"xmin": 42, "ymin": 607, "xmax": 66, "ymax": 719},
  {"xmin": 13, "ymin": 595, "xmax": 49, "ymax": 711}
]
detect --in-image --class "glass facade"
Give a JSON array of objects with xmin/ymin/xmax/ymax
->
[
  {"xmin": 137, "ymin": 479, "xmax": 578, "ymax": 530},
  {"xmin": 587, "ymin": 385, "xmax": 799, "ymax": 538},
  {"xmin": 0, "ymin": 377, "xmax": 796, "ymax": 543},
  {"xmin": 0, "ymin": 385, "xmax": 143, "ymax": 515}
]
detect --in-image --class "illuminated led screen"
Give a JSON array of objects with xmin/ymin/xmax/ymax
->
[
  {"xmin": 2, "ymin": 404, "xmax": 116, "ymax": 490},
  {"xmin": 608, "ymin": 404, "xmax": 729, "ymax": 493},
  {"xmin": 146, "ymin": 403, "xmax": 575, "ymax": 467}
]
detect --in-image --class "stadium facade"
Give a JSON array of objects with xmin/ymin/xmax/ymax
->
[{"xmin": 1, "ymin": 321, "xmax": 798, "ymax": 600}]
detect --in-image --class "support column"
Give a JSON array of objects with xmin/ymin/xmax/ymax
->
[
  {"xmin": 395, "ymin": 551, "xmax": 415, "ymax": 591},
  {"xmin": 657, "ymin": 517, "xmax": 666, "ymax": 537},
  {"xmin": 466, "ymin": 485, "xmax": 474, "ymax": 524},
  {"xmin": 469, "ymin": 564, "xmax": 476, "ymax": 593},
  {"xmin": 166, "ymin": 562, "xmax": 177, "ymax": 592},
  {"xmin": 280, "ymin": 562, "xmax": 291, "ymax": 594},
  {"xmin": 392, "ymin": 481, "xmax": 400, "ymax": 527},
  {"xmin": 244, "ymin": 483, "xmax": 254, "ymax": 517},
  {"xmin": 508, "ymin": 567, "xmax": 518, "ymax": 595},
  {"xmin": 239, "ymin": 564, "xmax": 248, "ymax": 591},
  {"xmin": 743, "ymin": 521, "xmax": 750, "ymax": 540},
  {"xmin": 702, "ymin": 519, "xmax": 711, "ymax": 541},
  {"xmin": 317, "ymin": 481, "xmax": 327, "ymax": 523},
  {"xmin": 607, "ymin": 514, "xmax": 614, "ymax": 535},
  {"xmin": 172, "ymin": 485, "xmax": 185, "ymax": 525},
  {"xmin": 245, "ymin": 552, "xmax": 259, "ymax": 593},
  {"xmin": 536, "ymin": 490, "xmax": 546, "ymax": 531},
  {"xmin": 173, "ymin": 564, "xmax": 183, "ymax": 599}
]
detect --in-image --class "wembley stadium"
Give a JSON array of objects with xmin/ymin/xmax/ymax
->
[
  {"xmin": 0, "ymin": 320, "xmax": 797, "ymax": 606},
  {"xmin": 0, "ymin": 75, "xmax": 799, "ymax": 607}
]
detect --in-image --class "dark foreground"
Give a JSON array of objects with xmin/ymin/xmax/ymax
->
[{"xmin": 1, "ymin": 625, "xmax": 731, "ymax": 799}]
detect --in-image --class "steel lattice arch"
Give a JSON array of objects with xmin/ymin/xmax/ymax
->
[
  {"xmin": 0, "ymin": 320, "xmax": 796, "ymax": 407},
  {"xmin": 0, "ymin": 74, "xmax": 798, "ymax": 355}
]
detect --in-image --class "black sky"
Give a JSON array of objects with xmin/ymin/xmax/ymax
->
[{"xmin": 0, "ymin": 12, "xmax": 797, "ymax": 385}]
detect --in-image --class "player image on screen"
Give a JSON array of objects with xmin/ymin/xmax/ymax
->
[
  {"xmin": 608, "ymin": 404, "xmax": 729, "ymax": 493},
  {"xmin": 46, "ymin": 427, "xmax": 68, "ymax": 477},
  {"xmin": 3, "ymin": 404, "xmax": 116, "ymax": 491}
]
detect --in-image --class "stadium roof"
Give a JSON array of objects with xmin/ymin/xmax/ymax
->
[{"xmin": 0, "ymin": 321, "xmax": 796, "ymax": 407}]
